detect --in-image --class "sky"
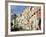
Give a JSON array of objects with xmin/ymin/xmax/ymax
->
[{"xmin": 11, "ymin": 5, "xmax": 26, "ymax": 15}]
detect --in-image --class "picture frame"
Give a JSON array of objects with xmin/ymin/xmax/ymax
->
[{"xmin": 5, "ymin": 1, "xmax": 45, "ymax": 36}]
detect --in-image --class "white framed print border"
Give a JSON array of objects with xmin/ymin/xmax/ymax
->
[{"xmin": 5, "ymin": 1, "xmax": 45, "ymax": 36}]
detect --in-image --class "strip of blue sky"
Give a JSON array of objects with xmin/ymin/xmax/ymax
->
[{"xmin": 11, "ymin": 5, "xmax": 26, "ymax": 15}]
